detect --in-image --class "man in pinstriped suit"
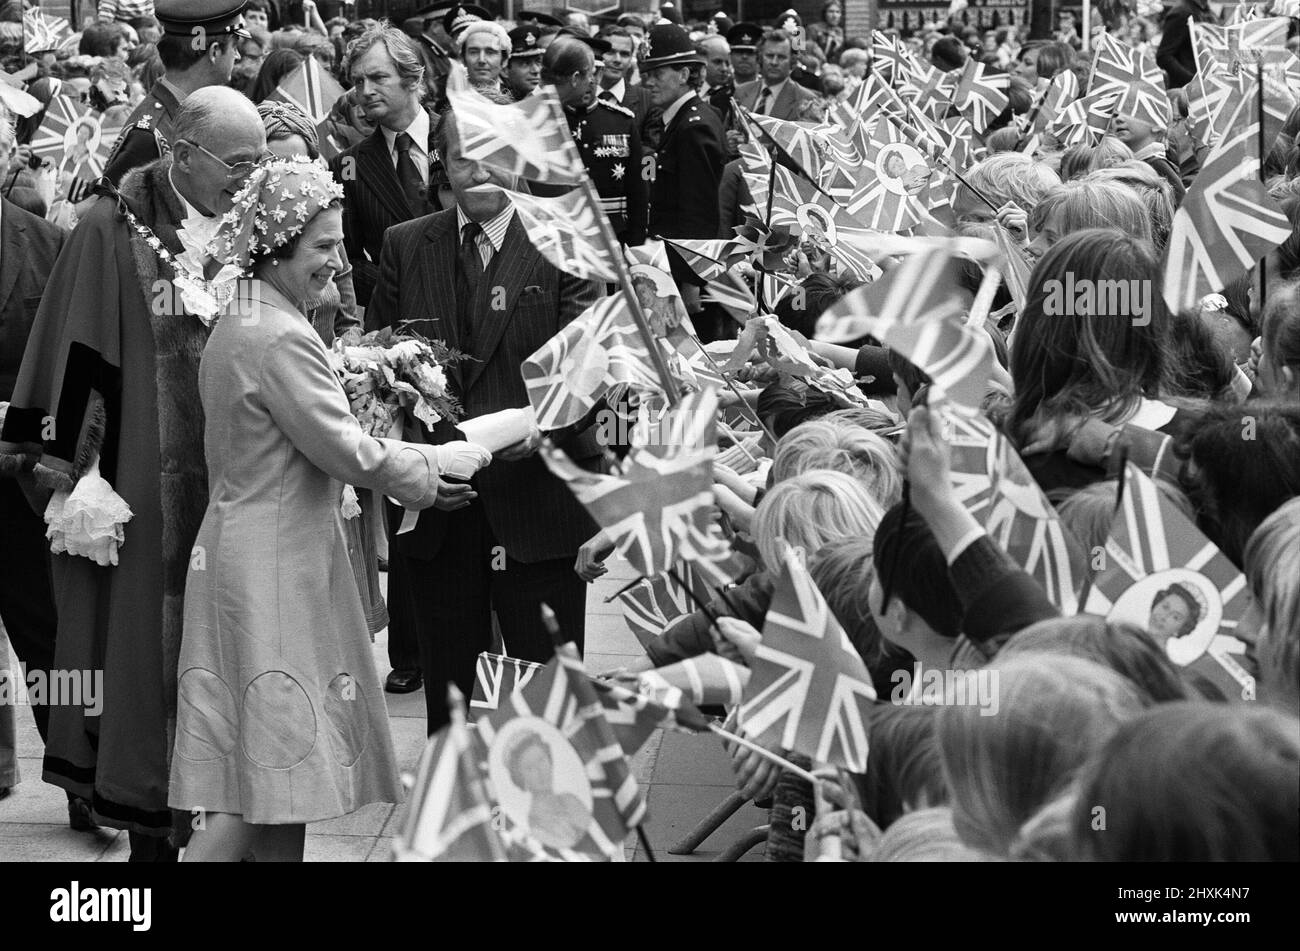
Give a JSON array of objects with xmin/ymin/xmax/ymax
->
[{"xmin": 368, "ymin": 106, "xmax": 602, "ymax": 734}]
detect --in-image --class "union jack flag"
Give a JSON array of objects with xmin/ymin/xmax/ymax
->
[
  {"xmin": 640, "ymin": 653, "xmax": 751, "ymax": 707},
  {"xmin": 941, "ymin": 407, "xmax": 1087, "ymax": 613},
  {"xmin": 474, "ymin": 644, "xmax": 646, "ymax": 861},
  {"xmin": 471, "ymin": 652, "xmax": 546, "ymax": 713},
  {"xmin": 504, "ymin": 186, "xmax": 621, "ymax": 282},
  {"xmin": 871, "ymin": 31, "xmax": 911, "ymax": 86},
  {"xmin": 1089, "ymin": 33, "xmax": 1169, "ymax": 130},
  {"xmin": 541, "ymin": 389, "xmax": 737, "ymax": 584},
  {"xmin": 1082, "ymin": 464, "xmax": 1257, "ymax": 702},
  {"xmin": 30, "ymin": 96, "xmax": 123, "ymax": 202},
  {"xmin": 1163, "ymin": 82, "xmax": 1291, "ymax": 314},
  {"xmin": 392, "ymin": 686, "xmax": 507, "ymax": 862},
  {"xmin": 1189, "ymin": 19, "xmax": 1297, "ymax": 149},
  {"xmin": 901, "ymin": 63, "xmax": 958, "ymax": 121},
  {"xmin": 841, "ymin": 118, "xmax": 931, "ymax": 233},
  {"xmin": 615, "ymin": 563, "xmax": 714, "ymax": 649},
  {"xmin": 760, "ymin": 165, "xmax": 884, "ymax": 280},
  {"xmin": 589, "ymin": 678, "xmax": 710, "ymax": 757},
  {"xmin": 701, "ymin": 271, "xmax": 759, "ymax": 322},
  {"xmin": 660, "ymin": 238, "xmax": 742, "ymax": 282},
  {"xmin": 522, "ymin": 295, "xmax": 662, "ymax": 430},
  {"xmin": 1044, "ymin": 88, "xmax": 1121, "ymax": 148},
  {"xmin": 269, "ymin": 55, "xmax": 346, "ymax": 125},
  {"xmin": 445, "ymin": 63, "xmax": 587, "ymax": 185},
  {"xmin": 23, "ymin": 8, "xmax": 74, "ymax": 54},
  {"xmin": 991, "ymin": 222, "xmax": 1032, "ymax": 312},
  {"xmin": 1030, "ymin": 70, "xmax": 1081, "ymax": 135},
  {"xmin": 815, "ymin": 242, "xmax": 996, "ymax": 409},
  {"xmin": 951, "ymin": 59, "xmax": 1010, "ymax": 134},
  {"xmin": 738, "ymin": 546, "xmax": 877, "ymax": 772}
]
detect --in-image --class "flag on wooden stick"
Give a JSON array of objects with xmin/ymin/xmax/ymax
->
[{"xmin": 739, "ymin": 545, "xmax": 877, "ymax": 772}]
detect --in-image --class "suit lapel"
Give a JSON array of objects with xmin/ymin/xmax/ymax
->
[
  {"xmin": 460, "ymin": 215, "xmax": 536, "ymax": 395},
  {"xmin": 421, "ymin": 212, "xmax": 464, "ymax": 389},
  {"xmin": 357, "ymin": 130, "xmax": 411, "ymax": 223},
  {"xmin": 774, "ymin": 82, "xmax": 796, "ymax": 120},
  {"xmin": 0, "ymin": 202, "xmax": 23, "ymax": 313}
]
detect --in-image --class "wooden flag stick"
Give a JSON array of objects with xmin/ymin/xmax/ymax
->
[
  {"xmin": 708, "ymin": 723, "xmax": 820, "ymax": 785},
  {"xmin": 685, "ymin": 334, "xmax": 778, "ymax": 444},
  {"xmin": 576, "ymin": 175, "xmax": 678, "ymax": 403},
  {"xmin": 1258, "ymin": 60, "xmax": 1268, "ymax": 317},
  {"xmin": 637, "ymin": 824, "xmax": 658, "ymax": 862}
]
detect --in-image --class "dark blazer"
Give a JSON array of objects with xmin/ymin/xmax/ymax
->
[
  {"xmin": 650, "ymin": 93, "xmax": 726, "ymax": 241},
  {"xmin": 617, "ymin": 82, "xmax": 662, "ymax": 152},
  {"xmin": 716, "ymin": 157, "xmax": 753, "ymax": 239},
  {"xmin": 329, "ymin": 110, "xmax": 442, "ymax": 308},
  {"xmin": 101, "ymin": 80, "xmax": 182, "ymax": 190},
  {"xmin": 367, "ymin": 208, "xmax": 601, "ymax": 563},
  {"xmin": 734, "ymin": 78, "xmax": 820, "ymax": 121},
  {"xmin": 1, "ymin": 199, "xmax": 65, "ymax": 402},
  {"xmin": 1156, "ymin": 4, "xmax": 1215, "ymax": 90}
]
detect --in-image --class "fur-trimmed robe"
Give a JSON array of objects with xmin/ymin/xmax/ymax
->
[{"xmin": 0, "ymin": 158, "xmax": 208, "ymax": 836}]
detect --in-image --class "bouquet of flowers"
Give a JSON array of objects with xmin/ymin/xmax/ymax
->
[{"xmin": 328, "ymin": 327, "xmax": 467, "ymax": 438}]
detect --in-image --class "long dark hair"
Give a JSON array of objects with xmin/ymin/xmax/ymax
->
[
  {"xmin": 1177, "ymin": 400, "xmax": 1300, "ymax": 567},
  {"xmin": 251, "ymin": 49, "xmax": 304, "ymax": 105},
  {"xmin": 1008, "ymin": 229, "xmax": 1168, "ymax": 447}
]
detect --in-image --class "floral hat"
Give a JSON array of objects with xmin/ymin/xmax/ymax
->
[{"xmin": 207, "ymin": 156, "xmax": 344, "ymax": 272}]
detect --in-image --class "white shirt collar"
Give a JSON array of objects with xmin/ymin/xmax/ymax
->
[
  {"xmin": 759, "ymin": 78, "xmax": 788, "ymax": 106},
  {"xmin": 455, "ymin": 202, "xmax": 515, "ymax": 253},
  {"xmin": 662, "ymin": 90, "xmax": 696, "ymax": 128},
  {"xmin": 382, "ymin": 109, "xmax": 430, "ymax": 155},
  {"xmin": 606, "ymin": 77, "xmax": 627, "ymax": 102},
  {"xmin": 169, "ymin": 167, "xmax": 207, "ymax": 222}
]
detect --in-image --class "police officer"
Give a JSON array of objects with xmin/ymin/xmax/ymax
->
[
  {"xmin": 504, "ymin": 25, "xmax": 544, "ymax": 100},
  {"xmin": 102, "ymin": 0, "xmax": 251, "ymax": 189}
]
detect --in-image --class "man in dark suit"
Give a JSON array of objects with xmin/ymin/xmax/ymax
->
[
  {"xmin": 367, "ymin": 107, "xmax": 602, "ymax": 734},
  {"xmin": 0, "ymin": 159, "xmax": 65, "ymax": 773},
  {"xmin": 596, "ymin": 24, "xmax": 661, "ymax": 150},
  {"xmin": 330, "ymin": 23, "xmax": 444, "ymax": 314},
  {"xmin": 329, "ymin": 22, "xmax": 442, "ymax": 694},
  {"xmin": 733, "ymin": 29, "xmax": 820, "ymax": 122}
]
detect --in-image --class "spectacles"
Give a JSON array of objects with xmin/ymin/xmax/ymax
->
[{"xmin": 179, "ymin": 140, "xmax": 273, "ymax": 181}]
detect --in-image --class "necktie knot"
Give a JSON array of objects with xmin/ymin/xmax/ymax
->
[
  {"xmin": 756, "ymin": 87, "xmax": 771, "ymax": 114},
  {"xmin": 461, "ymin": 221, "xmax": 482, "ymax": 244},
  {"xmin": 395, "ymin": 131, "xmax": 414, "ymax": 154}
]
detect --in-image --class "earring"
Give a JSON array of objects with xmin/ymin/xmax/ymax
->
[{"xmin": 271, "ymin": 259, "xmax": 279, "ymax": 267}]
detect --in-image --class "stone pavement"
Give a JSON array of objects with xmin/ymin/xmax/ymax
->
[{"xmin": 0, "ymin": 557, "xmax": 766, "ymax": 862}]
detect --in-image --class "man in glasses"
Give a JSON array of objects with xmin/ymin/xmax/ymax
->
[
  {"xmin": 0, "ymin": 87, "xmax": 267, "ymax": 864},
  {"xmin": 102, "ymin": 0, "xmax": 251, "ymax": 189}
]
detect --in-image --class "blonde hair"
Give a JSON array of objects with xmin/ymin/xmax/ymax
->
[
  {"xmin": 771, "ymin": 418, "xmax": 903, "ymax": 508},
  {"xmin": 1243, "ymin": 497, "xmax": 1300, "ymax": 716},
  {"xmin": 752, "ymin": 469, "xmax": 884, "ymax": 571},
  {"xmin": 868, "ymin": 807, "xmax": 991, "ymax": 862},
  {"xmin": 936, "ymin": 653, "xmax": 1144, "ymax": 856},
  {"xmin": 1030, "ymin": 179, "xmax": 1153, "ymax": 245}
]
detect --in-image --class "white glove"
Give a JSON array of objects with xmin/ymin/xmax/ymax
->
[{"xmin": 432, "ymin": 440, "xmax": 492, "ymax": 480}]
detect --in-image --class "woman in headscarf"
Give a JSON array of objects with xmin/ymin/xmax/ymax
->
[
  {"xmin": 169, "ymin": 157, "xmax": 492, "ymax": 861},
  {"xmin": 255, "ymin": 99, "xmax": 391, "ymax": 642}
]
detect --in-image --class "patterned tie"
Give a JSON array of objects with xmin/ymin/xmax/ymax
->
[
  {"xmin": 394, "ymin": 131, "xmax": 426, "ymax": 214},
  {"xmin": 756, "ymin": 87, "xmax": 771, "ymax": 116}
]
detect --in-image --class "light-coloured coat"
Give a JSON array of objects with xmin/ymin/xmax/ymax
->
[{"xmin": 169, "ymin": 282, "xmax": 440, "ymax": 823}]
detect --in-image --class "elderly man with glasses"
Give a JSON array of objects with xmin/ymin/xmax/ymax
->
[{"xmin": 0, "ymin": 86, "xmax": 267, "ymax": 864}]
